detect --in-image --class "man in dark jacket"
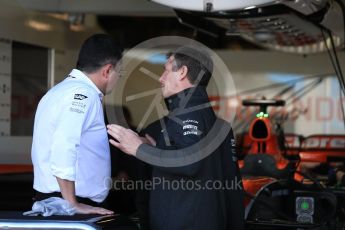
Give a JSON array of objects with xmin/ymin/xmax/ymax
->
[{"xmin": 107, "ymin": 46, "xmax": 245, "ymax": 230}]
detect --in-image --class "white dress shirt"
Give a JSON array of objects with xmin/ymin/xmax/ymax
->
[{"xmin": 31, "ymin": 69, "xmax": 110, "ymax": 203}]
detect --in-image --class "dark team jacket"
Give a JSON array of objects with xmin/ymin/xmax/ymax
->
[{"xmin": 137, "ymin": 86, "xmax": 245, "ymax": 230}]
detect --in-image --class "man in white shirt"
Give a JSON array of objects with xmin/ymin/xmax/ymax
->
[{"xmin": 31, "ymin": 34, "xmax": 123, "ymax": 215}]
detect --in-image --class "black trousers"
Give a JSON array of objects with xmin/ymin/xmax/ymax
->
[{"xmin": 33, "ymin": 190, "xmax": 108, "ymax": 208}]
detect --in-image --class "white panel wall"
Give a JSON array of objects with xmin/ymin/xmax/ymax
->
[
  {"xmin": 0, "ymin": 38, "xmax": 11, "ymax": 137},
  {"xmin": 0, "ymin": 1, "xmax": 104, "ymax": 163},
  {"xmin": 216, "ymin": 51, "xmax": 345, "ymax": 136}
]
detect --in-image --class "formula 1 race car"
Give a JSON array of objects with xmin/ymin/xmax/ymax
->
[{"xmin": 237, "ymin": 99, "xmax": 345, "ymax": 229}]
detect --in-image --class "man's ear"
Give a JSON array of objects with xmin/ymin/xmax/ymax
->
[
  {"xmin": 178, "ymin": 65, "xmax": 188, "ymax": 81},
  {"xmin": 102, "ymin": 64, "xmax": 113, "ymax": 79}
]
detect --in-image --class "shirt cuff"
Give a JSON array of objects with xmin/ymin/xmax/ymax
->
[{"xmin": 50, "ymin": 164, "xmax": 76, "ymax": 181}]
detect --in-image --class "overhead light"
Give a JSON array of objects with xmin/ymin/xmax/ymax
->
[
  {"xmin": 26, "ymin": 20, "xmax": 52, "ymax": 31},
  {"xmin": 254, "ymin": 30, "xmax": 274, "ymax": 41},
  {"xmin": 151, "ymin": 0, "xmax": 276, "ymax": 12},
  {"xmin": 47, "ymin": 13, "xmax": 69, "ymax": 21},
  {"xmin": 244, "ymin": 5, "xmax": 257, "ymax": 10}
]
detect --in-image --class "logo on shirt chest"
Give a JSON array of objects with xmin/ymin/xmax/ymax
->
[{"xmin": 74, "ymin": 94, "xmax": 88, "ymax": 100}]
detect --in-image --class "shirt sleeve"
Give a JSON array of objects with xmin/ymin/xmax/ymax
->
[{"xmin": 50, "ymin": 88, "xmax": 97, "ymax": 181}]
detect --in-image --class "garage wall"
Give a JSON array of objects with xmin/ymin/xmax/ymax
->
[
  {"xmin": 112, "ymin": 50, "xmax": 345, "ymax": 137},
  {"xmin": 0, "ymin": 1, "xmax": 103, "ymax": 163},
  {"xmin": 217, "ymin": 51, "xmax": 344, "ymax": 136}
]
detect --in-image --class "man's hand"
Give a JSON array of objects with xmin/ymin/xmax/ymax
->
[
  {"xmin": 107, "ymin": 124, "xmax": 144, "ymax": 156},
  {"xmin": 74, "ymin": 202, "xmax": 114, "ymax": 215},
  {"xmin": 56, "ymin": 177, "xmax": 113, "ymax": 215}
]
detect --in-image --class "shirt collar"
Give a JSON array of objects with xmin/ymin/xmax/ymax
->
[{"xmin": 68, "ymin": 69, "xmax": 104, "ymax": 100}]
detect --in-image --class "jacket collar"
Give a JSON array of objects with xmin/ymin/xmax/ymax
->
[{"xmin": 164, "ymin": 86, "xmax": 210, "ymax": 112}]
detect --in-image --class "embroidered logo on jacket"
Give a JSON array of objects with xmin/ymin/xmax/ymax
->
[{"xmin": 182, "ymin": 119, "xmax": 201, "ymax": 136}]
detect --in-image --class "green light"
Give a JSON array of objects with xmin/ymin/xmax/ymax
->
[
  {"xmin": 301, "ymin": 202, "xmax": 309, "ymax": 210},
  {"xmin": 255, "ymin": 112, "xmax": 270, "ymax": 118},
  {"xmin": 256, "ymin": 112, "xmax": 269, "ymax": 118}
]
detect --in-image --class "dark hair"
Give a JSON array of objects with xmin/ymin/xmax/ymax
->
[
  {"xmin": 168, "ymin": 46, "xmax": 213, "ymax": 87},
  {"xmin": 76, "ymin": 34, "xmax": 123, "ymax": 73}
]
